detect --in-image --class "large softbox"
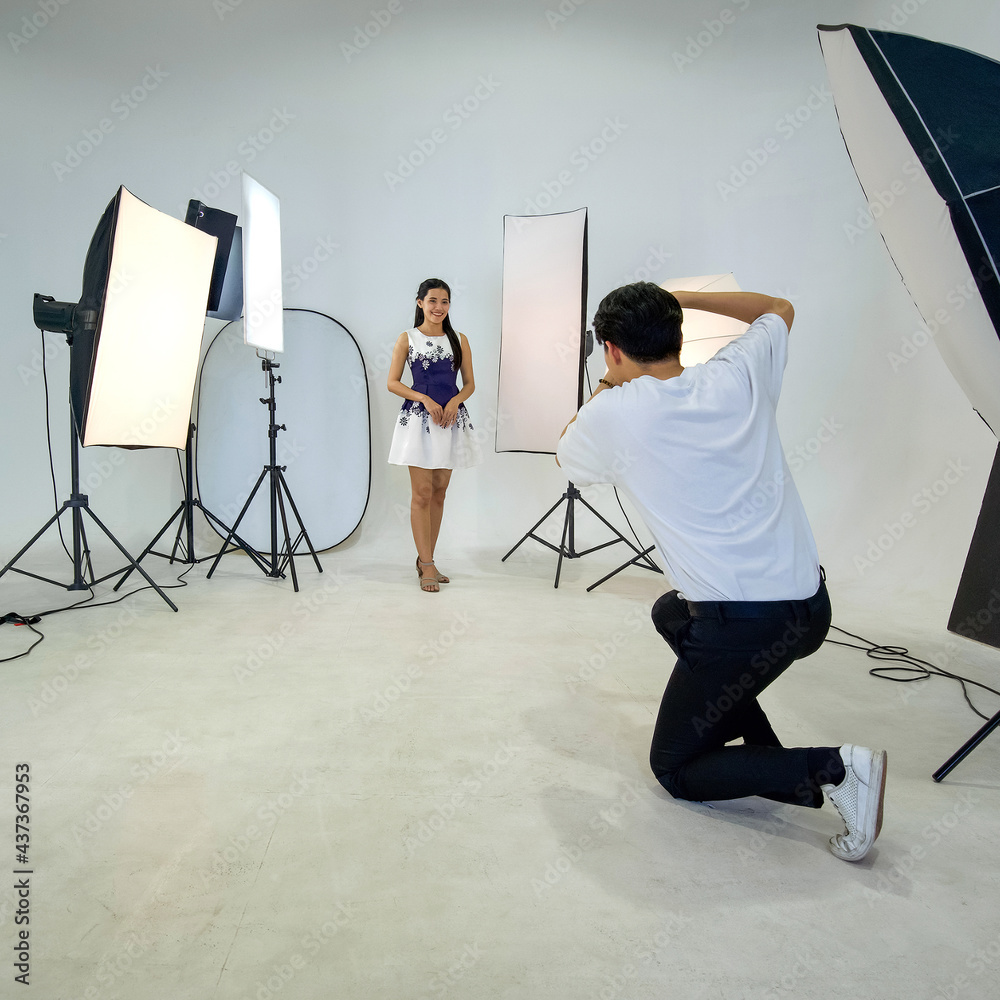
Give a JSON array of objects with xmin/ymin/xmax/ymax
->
[
  {"xmin": 76, "ymin": 186, "xmax": 217, "ymax": 448},
  {"xmin": 497, "ymin": 208, "xmax": 588, "ymax": 454}
]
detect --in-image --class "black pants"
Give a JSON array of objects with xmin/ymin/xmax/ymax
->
[{"xmin": 649, "ymin": 579, "xmax": 832, "ymax": 808}]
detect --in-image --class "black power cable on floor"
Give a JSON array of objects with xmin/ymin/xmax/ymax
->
[
  {"xmin": 586, "ymin": 361, "xmax": 1000, "ymax": 726},
  {"xmin": 0, "ymin": 566, "xmax": 192, "ymax": 665},
  {"xmin": 825, "ymin": 624, "xmax": 1000, "ymax": 722},
  {"xmin": 0, "ymin": 614, "xmax": 44, "ymax": 663}
]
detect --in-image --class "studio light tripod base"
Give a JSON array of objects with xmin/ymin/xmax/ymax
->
[
  {"xmin": 206, "ymin": 356, "xmax": 322, "ymax": 592},
  {"xmin": 114, "ymin": 422, "xmax": 269, "ymax": 590},
  {"xmin": 502, "ymin": 481, "xmax": 651, "ymax": 588},
  {"xmin": 0, "ymin": 410, "xmax": 178, "ymax": 612}
]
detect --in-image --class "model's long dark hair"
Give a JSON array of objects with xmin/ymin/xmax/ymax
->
[{"xmin": 414, "ymin": 277, "xmax": 462, "ymax": 371}]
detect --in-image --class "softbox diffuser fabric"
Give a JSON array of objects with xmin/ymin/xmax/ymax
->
[
  {"xmin": 196, "ymin": 309, "xmax": 370, "ymax": 551},
  {"xmin": 241, "ymin": 172, "xmax": 284, "ymax": 353},
  {"xmin": 82, "ymin": 186, "xmax": 217, "ymax": 448},
  {"xmin": 661, "ymin": 273, "xmax": 749, "ymax": 366},
  {"xmin": 819, "ymin": 24, "xmax": 1000, "ymax": 435},
  {"xmin": 497, "ymin": 208, "xmax": 588, "ymax": 454}
]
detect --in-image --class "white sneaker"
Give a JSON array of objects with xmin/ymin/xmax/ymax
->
[{"xmin": 821, "ymin": 744, "xmax": 887, "ymax": 862}]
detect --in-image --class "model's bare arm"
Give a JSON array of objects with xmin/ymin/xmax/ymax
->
[
  {"xmin": 451, "ymin": 335, "xmax": 475, "ymax": 405},
  {"xmin": 442, "ymin": 335, "xmax": 475, "ymax": 428}
]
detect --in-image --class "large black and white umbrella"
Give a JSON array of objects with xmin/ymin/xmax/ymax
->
[
  {"xmin": 819, "ymin": 23, "xmax": 1000, "ymax": 435},
  {"xmin": 820, "ymin": 24, "xmax": 1000, "ymax": 768}
]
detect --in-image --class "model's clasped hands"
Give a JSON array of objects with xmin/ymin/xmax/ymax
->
[
  {"xmin": 439, "ymin": 398, "xmax": 462, "ymax": 428},
  {"xmin": 422, "ymin": 396, "xmax": 461, "ymax": 428}
]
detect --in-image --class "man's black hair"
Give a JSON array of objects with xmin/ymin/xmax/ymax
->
[{"xmin": 593, "ymin": 282, "xmax": 683, "ymax": 364}]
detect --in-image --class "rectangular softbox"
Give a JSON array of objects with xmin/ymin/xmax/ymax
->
[
  {"xmin": 496, "ymin": 208, "xmax": 588, "ymax": 454},
  {"xmin": 241, "ymin": 172, "xmax": 284, "ymax": 353},
  {"xmin": 81, "ymin": 186, "xmax": 217, "ymax": 448}
]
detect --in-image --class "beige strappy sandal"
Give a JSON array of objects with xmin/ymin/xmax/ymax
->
[{"xmin": 416, "ymin": 558, "xmax": 439, "ymax": 593}]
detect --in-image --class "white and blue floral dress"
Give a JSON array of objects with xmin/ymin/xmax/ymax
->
[{"xmin": 388, "ymin": 329, "xmax": 483, "ymax": 470}]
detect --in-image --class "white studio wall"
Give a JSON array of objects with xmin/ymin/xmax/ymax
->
[{"xmin": 2, "ymin": 0, "xmax": 1000, "ymax": 619}]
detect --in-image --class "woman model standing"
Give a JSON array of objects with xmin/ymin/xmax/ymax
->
[{"xmin": 388, "ymin": 278, "xmax": 481, "ymax": 592}]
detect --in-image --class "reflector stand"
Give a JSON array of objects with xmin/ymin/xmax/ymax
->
[
  {"xmin": 205, "ymin": 355, "xmax": 322, "ymax": 591},
  {"xmin": 501, "ymin": 481, "xmax": 654, "ymax": 589},
  {"xmin": 112, "ymin": 420, "xmax": 270, "ymax": 589},
  {"xmin": 0, "ymin": 337, "xmax": 178, "ymax": 611}
]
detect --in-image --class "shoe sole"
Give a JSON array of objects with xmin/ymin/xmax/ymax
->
[
  {"xmin": 873, "ymin": 749, "xmax": 887, "ymax": 843},
  {"xmin": 832, "ymin": 749, "xmax": 887, "ymax": 862}
]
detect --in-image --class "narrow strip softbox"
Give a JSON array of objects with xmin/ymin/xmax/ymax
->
[
  {"xmin": 497, "ymin": 208, "xmax": 588, "ymax": 454},
  {"xmin": 242, "ymin": 172, "xmax": 284, "ymax": 353}
]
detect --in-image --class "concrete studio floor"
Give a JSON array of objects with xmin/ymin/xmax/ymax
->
[{"xmin": 2, "ymin": 536, "xmax": 999, "ymax": 1000}]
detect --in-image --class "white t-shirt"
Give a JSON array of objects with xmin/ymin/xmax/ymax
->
[{"xmin": 557, "ymin": 313, "xmax": 820, "ymax": 602}]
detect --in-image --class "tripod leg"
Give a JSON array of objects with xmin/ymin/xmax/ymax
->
[
  {"xmin": 274, "ymin": 483, "xmax": 299, "ymax": 592},
  {"xmin": 575, "ymin": 495, "xmax": 645, "ymax": 558},
  {"xmin": 933, "ymin": 710, "xmax": 1000, "ymax": 781},
  {"xmin": 276, "ymin": 470, "xmax": 323, "ymax": 572},
  {"xmin": 502, "ymin": 494, "xmax": 569, "ymax": 561},
  {"xmin": 554, "ymin": 498, "xmax": 574, "ymax": 589},
  {"xmin": 74, "ymin": 509, "xmax": 98, "ymax": 589},
  {"xmin": 81, "ymin": 507, "xmax": 178, "ymax": 612},
  {"xmin": 587, "ymin": 546, "xmax": 660, "ymax": 592},
  {"xmin": 206, "ymin": 468, "xmax": 269, "ymax": 579},
  {"xmin": 167, "ymin": 503, "xmax": 192, "ymax": 564},
  {"xmin": 114, "ymin": 503, "xmax": 185, "ymax": 591},
  {"xmin": 198, "ymin": 504, "xmax": 272, "ymax": 575},
  {"xmin": 0, "ymin": 508, "xmax": 67, "ymax": 581}
]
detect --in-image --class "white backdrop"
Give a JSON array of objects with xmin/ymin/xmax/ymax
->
[{"xmin": 2, "ymin": 0, "xmax": 999, "ymax": 619}]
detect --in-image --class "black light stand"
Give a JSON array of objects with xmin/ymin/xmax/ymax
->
[
  {"xmin": 501, "ymin": 481, "xmax": 654, "ymax": 589},
  {"xmin": 113, "ymin": 421, "xmax": 269, "ymax": 589},
  {"xmin": 0, "ymin": 332, "xmax": 178, "ymax": 612},
  {"xmin": 933, "ymin": 711, "xmax": 1000, "ymax": 781},
  {"xmin": 206, "ymin": 355, "xmax": 322, "ymax": 592},
  {"xmin": 586, "ymin": 543, "xmax": 662, "ymax": 592}
]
